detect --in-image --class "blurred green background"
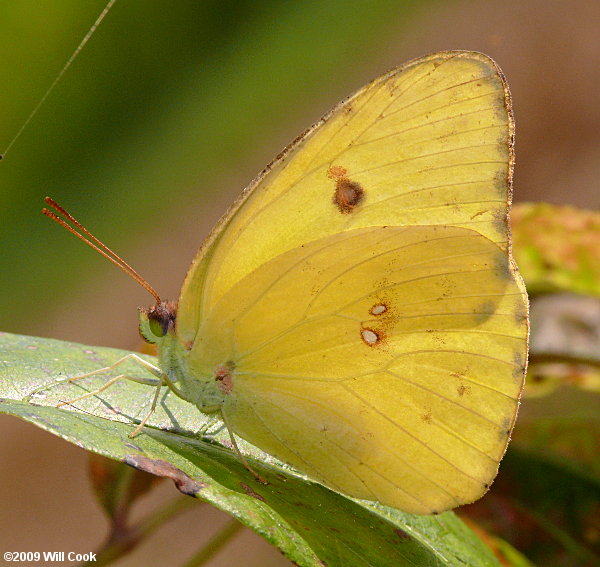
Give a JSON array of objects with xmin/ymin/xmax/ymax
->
[{"xmin": 1, "ymin": 1, "xmax": 598, "ymax": 565}]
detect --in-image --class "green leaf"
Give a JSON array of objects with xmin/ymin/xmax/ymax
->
[
  {"xmin": 0, "ymin": 332, "xmax": 501, "ymax": 567},
  {"xmin": 511, "ymin": 203, "xmax": 600, "ymax": 297}
]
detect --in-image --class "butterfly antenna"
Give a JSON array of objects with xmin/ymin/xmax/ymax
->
[{"xmin": 43, "ymin": 196, "xmax": 162, "ymax": 304}]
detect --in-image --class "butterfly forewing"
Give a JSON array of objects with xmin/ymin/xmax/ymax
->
[{"xmin": 177, "ymin": 52, "xmax": 514, "ymax": 340}]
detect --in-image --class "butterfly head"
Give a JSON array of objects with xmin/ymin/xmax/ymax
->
[{"xmin": 138, "ymin": 301, "xmax": 178, "ymax": 344}]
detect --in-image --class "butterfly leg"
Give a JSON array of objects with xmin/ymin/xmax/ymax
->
[
  {"xmin": 128, "ymin": 378, "xmax": 163, "ymax": 438},
  {"xmin": 24, "ymin": 353, "xmax": 163, "ymax": 402},
  {"xmin": 221, "ymin": 410, "xmax": 268, "ymax": 485},
  {"xmin": 28, "ymin": 353, "xmax": 169, "ymax": 437},
  {"xmin": 56, "ymin": 372, "xmax": 161, "ymax": 409},
  {"xmin": 56, "ymin": 371, "xmax": 165, "ymax": 438},
  {"xmin": 65, "ymin": 353, "xmax": 164, "ymax": 383},
  {"xmin": 197, "ymin": 415, "xmax": 223, "ymax": 437}
]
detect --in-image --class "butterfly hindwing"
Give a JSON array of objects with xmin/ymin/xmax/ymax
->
[{"xmin": 187, "ymin": 225, "xmax": 526, "ymax": 513}]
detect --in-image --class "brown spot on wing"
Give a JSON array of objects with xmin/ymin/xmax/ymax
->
[
  {"xmin": 328, "ymin": 165, "xmax": 364, "ymax": 214},
  {"xmin": 334, "ymin": 178, "xmax": 364, "ymax": 214},
  {"xmin": 215, "ymin": 361, "xmax": 235, "ymax": 395},
  {"xmin": 360, "ymin": 327, "xmax": 384, "ymax": 347},
  {"xmin": 457, "ymin": 384, "xmax": 470, "ymax": 397},
  {"xmin": 327, "ymin": 165, "xmax": 347, "ymax": 179},
  {"xmin": 370, "ymin": 303, "xmax": 388, "ymax": 316}
]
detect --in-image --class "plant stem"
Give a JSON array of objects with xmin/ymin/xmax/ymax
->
[
  {"xmin": 83, "ymin": 496, "xmax": 198, "ymax": 567},
  {"xmin": 180, "ymin": 519, "xmax": 244, "ymax": 567}
]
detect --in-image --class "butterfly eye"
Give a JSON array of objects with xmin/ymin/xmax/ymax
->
[
  {"xmin": 138, "ymin": 302, "xmax": 177, "ymax": 343},
  {"xmin": 148, "ymin": 312, "xmax": 169, "ymax": 337},
  {"xmin": 143, "ymin": 301, "xmax": 177, "ymax": 340}
]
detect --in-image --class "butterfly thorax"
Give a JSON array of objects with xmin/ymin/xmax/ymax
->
[{"xmin": 138, "ymin": 301, "xmax": 229, "ymax": 413}]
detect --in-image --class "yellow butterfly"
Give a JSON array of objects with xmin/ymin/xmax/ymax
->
[{"xmin": 47, "ymin": 51, "xmax": 528, "ymax": 515}]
